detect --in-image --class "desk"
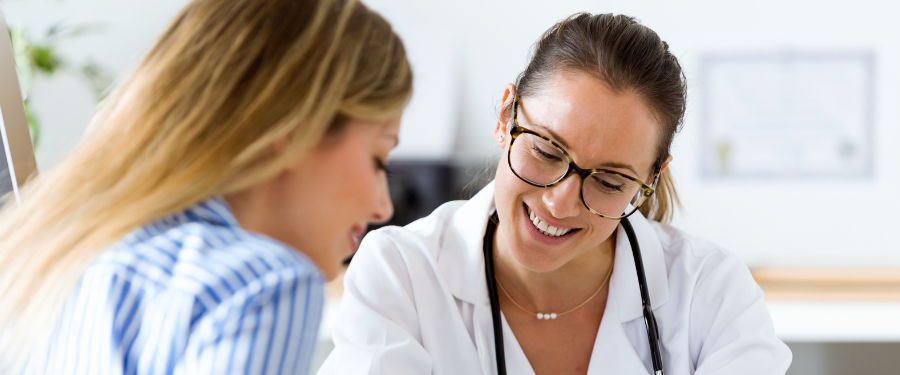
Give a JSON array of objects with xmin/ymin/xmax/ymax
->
[
  {"xmin": 767, "ymin": 301, "xmax": 900, "ymax": 342},
  {"xmin": 753, "ymin": 267, "xmax": 900, "ymax": 342}
]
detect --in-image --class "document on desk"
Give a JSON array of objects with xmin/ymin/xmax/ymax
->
[{"xmin": 700, "ymin": 52, "xmax": 874, "ymax": 179}]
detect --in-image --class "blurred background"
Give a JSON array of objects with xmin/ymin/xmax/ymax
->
[{"xmin": 4, "ymin": 0, "xmax": 900, "ymax": 373}]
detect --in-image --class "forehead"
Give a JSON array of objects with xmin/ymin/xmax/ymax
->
[{"xmin": 518, "ymin": 72, "xmax": 660, "ymax": 176}]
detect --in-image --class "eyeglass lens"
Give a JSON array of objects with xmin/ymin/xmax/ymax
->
[{"xmin": 509, "ymin": 132, "xmax": 643, "ymax": 218}]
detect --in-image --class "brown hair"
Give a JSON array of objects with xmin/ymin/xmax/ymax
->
[
  {"xmin": 0, "ymin": 0, "xmax": 411, "ymax": 366},
  {"xmin": 510, "ymin": 13, "xmax": 686, "ymax": 223}
]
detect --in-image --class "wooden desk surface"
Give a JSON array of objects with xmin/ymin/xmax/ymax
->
[{"xmin": 752, "ymin": 267, "xmax": 900, "ymax": 301}]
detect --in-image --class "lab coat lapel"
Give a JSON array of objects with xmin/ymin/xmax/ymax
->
[
  {"xmin": 435, "ymin": 182, "xmax": 498, "ymax": 374},
  {"xmin": 587, "ymin": 283, "xmax": 652, "ymax": 375},
  {"xmin": 586, "ymin": 213, "xmax": 668, "ymax": 374},
  {"xmin": 472, "ymin": 303, "xmax": 500, "ymax": 375},
  {"xmin": 436, "ymin": 182, "xmax": 494, "ymax": 308}
]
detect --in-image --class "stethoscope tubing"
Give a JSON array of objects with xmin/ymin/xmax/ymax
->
[
  {"xmin": 620, "ymin": 217, "xmax": 665, "ymax": 374},
  {"xmin": 483, "ymin": 215, "xmax": 664, "ymax": 375},
  {"xmin": 482, "ymin": 216, "xmax": 507, "ymax": 374}
]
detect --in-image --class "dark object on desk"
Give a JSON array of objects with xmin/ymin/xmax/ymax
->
[{"xmin": 381, "ymin": 161, "xmax": 456, "ymax": 228}]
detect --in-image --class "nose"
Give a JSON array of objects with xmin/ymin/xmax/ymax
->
[
  {"xmin": 369, "ymin": 175, "xmax": 394, "ymax": 224},
  {"xmin": 541, "ymin": 173, "xmax": 582, "ymax": 219}
]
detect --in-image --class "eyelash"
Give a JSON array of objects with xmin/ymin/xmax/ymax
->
[
  {"xmin": 531, "ymin": 145, "xmax": 562, "ymax": 161},
  {"xmin": 374, "ymin": 158, "xmax": 392, "ymax": 174},
  {"xmin": 600, "ymin": 181, "xmax": 624, "ymax": 192}
]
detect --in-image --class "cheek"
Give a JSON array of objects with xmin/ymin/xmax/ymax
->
[
  {"xmin": 494, "ymin": 159, "xmax": 546, "ymax": 239},
  {"xmin": 339, "ymin": 163, "xmax": 379, "ymax": 215},
  {"xmin": 587, "ymin": 216, "xmax": 619, "ymax": 242},
  {"xmin": 319, "ymin": 147, "xmax": 378, "ymax": 222},
  {"xmin": 290, "ymin": 146, "xmax": 379, "ymax": 237},
  {"xmin": 494, "ymin": 157, "xmax": 522, "ymax": 212}
]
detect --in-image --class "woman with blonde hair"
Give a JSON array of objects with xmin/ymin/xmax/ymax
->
[{"xmin": 0, "ymin": 0, "xmax": 411, "ymax": 373}]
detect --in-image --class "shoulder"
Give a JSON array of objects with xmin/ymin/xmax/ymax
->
[
  {"xmin": 646, "ymin": 225, "xmax": 790, "ymax": 370},
  {"xmin": 648, "ymin": 221, "xmax": 769, "ymax": 334},
  {"xmin": 91, "ymin": 217, "xmax": 324, "ymax": 314},
  {"xmin": 650, "ymin": 221, "xmax": 745, "ymax": 275},
  {"xmin": 648, "ymin": 221, "xmax": 759, "ymax": 304},
  {"xmin": 354, "ymin": 199, "xmax": 468, "ymax": 269},
  {"xmin": 651, "ymin": 221, "xmax": 724, "ymax": 259},
  {"xmin": 343, "ymin": 197, "xmax": 484, "ymax": 307}
]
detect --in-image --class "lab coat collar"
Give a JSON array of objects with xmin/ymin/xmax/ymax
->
[
  {"xmin": 436, "ymin": 181, "xmax": 497, "ymax": 307},
  {"xmin": 610, "ymin": 212, "xmax": 670, "ymax": 322},
  {"xmin": 436, "ymin": 182, "xmax": 669, "ymax": 323}
]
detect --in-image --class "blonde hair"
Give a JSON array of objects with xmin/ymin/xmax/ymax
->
[
  {"xmin": 639, "ymin": 169, "xmax": 680, "ymax": 223},
  {"xmin": 0, "ymin": 0, "xmax": 411, "ymax": 366}
]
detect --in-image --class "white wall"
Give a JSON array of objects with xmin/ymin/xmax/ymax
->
[
  {"xmin": 2, "ymin": 0, "xmax": 186, "ymax": 170},
  {"xmin": 6, "ymin": 0, "xmax": 900, "ymax": 268},
  {"xmin": 362, "ymin": 0, "xmax": 900, "ymax": 268}
]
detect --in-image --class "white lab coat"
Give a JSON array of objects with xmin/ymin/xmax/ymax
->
[{"xmin": 319, "ymin": 183, "xmax": 791, "ymax": 375}]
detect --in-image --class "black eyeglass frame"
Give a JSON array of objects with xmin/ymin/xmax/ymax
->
[{"xmin": 507, "ymin": 96, "xmax": 661, "ymax": 220}]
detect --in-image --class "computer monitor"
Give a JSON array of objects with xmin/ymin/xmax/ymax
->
[{"xmin": 0, "ymin": 7, "xmax": 38, "ymax": 207}]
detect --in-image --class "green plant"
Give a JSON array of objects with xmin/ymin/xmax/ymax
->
[{"xmin": 8, "ymin": 23, "xmax": 113, "ymax": 149}]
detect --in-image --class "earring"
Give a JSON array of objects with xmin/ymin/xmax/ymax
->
[{"xmin": 498, "ymin": 136, "xmax": 504, "ymax": 143}]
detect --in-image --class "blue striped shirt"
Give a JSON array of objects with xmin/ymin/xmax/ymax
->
[{"xmin": 23, "ymin": 197, "xmax": 325, "ymax": 375}]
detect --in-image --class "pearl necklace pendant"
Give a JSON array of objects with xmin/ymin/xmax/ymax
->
[{"xmin": 536, "ymin": 313, "xmax": 558, "ymax": 320}]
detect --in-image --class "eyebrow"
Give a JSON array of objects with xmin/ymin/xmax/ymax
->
[
  {"xmin": 527, "ymin": 123, "xmax": 640, "ymax": 178},
  {"xmin": 529, "ymin": 123, "xmax": 572, "ymax": 150},
  {"xmin": 598, "ymin": 161, "xmax": 640, "ymax": 177}
]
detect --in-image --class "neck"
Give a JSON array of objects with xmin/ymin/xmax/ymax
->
[{"xmin": 492, "ymin": 221, "xmax": 616, "ymax": 312}]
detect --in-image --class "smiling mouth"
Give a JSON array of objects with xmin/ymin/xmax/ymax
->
[{"xmin": 524, "ymin": 203, "xmax": 580, "ymax": 238}]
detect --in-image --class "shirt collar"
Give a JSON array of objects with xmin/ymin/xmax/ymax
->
[
  {"xmin": 437, "ymin": 182, "xmax": 669, "ymax": 322},
  {"xmin": 185, "ymin": 196, "xmax": 242, "ymax": 228}
]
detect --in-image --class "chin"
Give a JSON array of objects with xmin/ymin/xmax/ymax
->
[
  {"xmin": 507, "ymin": 236, "xmax": 570, "ymax": 273},
  {"xmin": 319, "ymin": 257, "xmax": 343, "ymax": 281},
  {"xmin": 301, "ymin": 241, "xmax": 345, "ymax": 281}
]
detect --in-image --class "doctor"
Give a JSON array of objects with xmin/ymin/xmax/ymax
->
[{"xmin": 320, "ymin": 13, "xmax": 791, "ymax": 375}]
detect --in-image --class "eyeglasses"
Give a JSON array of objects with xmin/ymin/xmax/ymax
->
[{"xmin": 507, "ymin": 96, "xmax": 659, "ymax": 220}]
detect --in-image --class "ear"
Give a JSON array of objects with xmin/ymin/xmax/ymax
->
[
  {"xmin": 658, "ymin": 154, "xmax": 674, "ymax": 173},
  {"xmin": 494, "ymin": 83, "xmax": 517, "ymax": 149}
]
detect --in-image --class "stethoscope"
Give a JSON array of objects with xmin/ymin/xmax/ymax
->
[{"xmin": 482, "ymin": 213, "xmax": 664, "ymax": 375}]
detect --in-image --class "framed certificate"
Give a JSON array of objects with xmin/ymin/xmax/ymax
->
[{"xmin": 700, "ymin": 52, "xmax": 874, "ymax": 179}]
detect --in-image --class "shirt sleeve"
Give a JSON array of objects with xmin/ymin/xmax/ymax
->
[
  {"xmin": 690, "ymin": 252, "xmax": 792, "ymax": 374},
  {"xmin": 176, "ymin": 267, "xmax": 325, "ymax": 375},
  {"xmin": 317, "ymin": 230, "xmax": 433, "ymax": 375}
]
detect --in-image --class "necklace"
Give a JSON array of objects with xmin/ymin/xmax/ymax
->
[{"xmin": 495, "ymin": 262, "xmax": 613, "ymax": 320}]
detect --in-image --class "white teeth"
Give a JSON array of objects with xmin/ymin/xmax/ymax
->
[{"xmin": 526, "ymin": 207, "xmax": 573, "ymax": 237}]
